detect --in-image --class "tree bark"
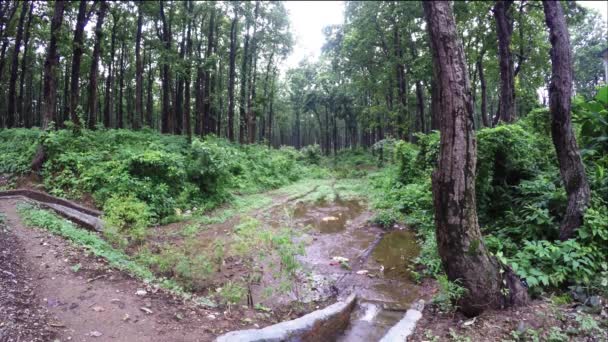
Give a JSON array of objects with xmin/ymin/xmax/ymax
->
[
  {"xmin": 247, "ymin": 1, "xmax": 260, "ymax": 144},
  {"xmin": 87, "ymin": 0, "xmax": 107, "ymax": 129},
  {"xmin": 19, "ymin": 0, "xmax": 34, "ymax": 127},
  {"xmin": 183, "ymin": 0, "xmax": 192, "ymax": 141},
  {"xmin": 32, "ymin": 0, "xmax": 65, "ymax": 172},
  {"xmin": 239, "ymin": 15, "xmax": 251, "ymax": 144},
  {"xmin": 424, "ymin": 0, "xmax": 528, "ymax": 317},
  {"xmin": 104, "ymin": 13, "xmax": 117, "ymax": 128},
  {"xmin": 477, "ymin": 49, "xmax": 489, "ymax": 128},
  {"xmin": 494, "ymin": 0, "xmax": 515, "ymax": 123},
  {"xmin": 117, "ymin": 41, "xmax": 125, "ymax": 129},
  {"xmin": 145, "ymin": 46, "xmax": 154, "ymax": 128},
  {"xmin": 134, "ymin": 1, "xmax": 143, "ymax": 130},
  {"xmin": 68, "ymin": 0, "xmax": 89, "ymax": 128},
  {"xmin": 6, "ymin": 0, "xmax": 28, "ymax": 127},
  {"xmin": 203, "ymin": 8, "xmax": 215, "ymax": 135},
  {"xmin": 542, "ymin": 0, "xmax": 591, "ymax": 240},
  {"xmin": 159, "ymin": 0, "xmax": 173, "ymax": 134},
  {"xmin": 227, "ymin": 8, "xmax": 238, "ymax": 142}
]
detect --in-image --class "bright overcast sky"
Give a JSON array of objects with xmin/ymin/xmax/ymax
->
[
  {"xmin": 282, "ymin": 1, "xmax": 344, "ymax": 71},
  {"xmin": 281, "ymin": 1, "xmax": 607, "ymax": 72}
]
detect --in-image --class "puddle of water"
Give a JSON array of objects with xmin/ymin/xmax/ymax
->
[
  {"xmin": 292, "ymin": 199, "xmax": 363, "ymax": 233},
  {"xmin": 372, "ymin": 230, "xmax": 420, "ymax": 280}
]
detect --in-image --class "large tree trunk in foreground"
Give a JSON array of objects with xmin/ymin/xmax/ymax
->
[
  {"xmin": 543, "ymin": 1, "xmax": 591, "ymax": 241},
  {"xmin": 32, "ymin": 0, "xmax": 65, "ymax": 172},
  {"xmin": 494, "ymin": 0, "xmax": 515, "ymax": 124},
  {"xmin": 87, "ymin": 0, "xmax": 107, "ymax": 129},
  {"xmin": 424, "ymin": 0, "xmax": 528, "ymax": 317}
]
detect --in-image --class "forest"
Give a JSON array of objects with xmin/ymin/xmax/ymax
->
[{"xmin": 0, "ymin": 0, "xmax": 607, "ymax": 341}]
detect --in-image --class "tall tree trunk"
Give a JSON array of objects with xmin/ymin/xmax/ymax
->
[
  {"xmin": 159, "ymin": 0, "xmax": 173, "ymax": 134},
  {"xmin": 68, "ymin": 0, "xmax": 89, "ymax": 128},
  {"xmin": 477, "ymin": 49, "xmax": 489, "ymax": 127},
  {"xmin": 19, "ymin": 1, "xmax": 34, "ymax": 127},
  {"xmin": 261, "ymin": 52, "xmax": 274, "ymax": 142},
  {"xmin": 393, "ymin": 18, "xmax": 407, "ymax": 139},
  {"xmin": 6, "ymin": 0, "xmax": 27, "ymax": 127},
  {"xmin": 0, "ymin": 1, "xmax": 18, "ymax": 127},
  {"xmin": 104, "ymin": 14, "xmax": 117, "ymax": 128},
  {"xmin": 543, "ymin": 0, "xmax": 591, "ymax": 241},
  {"xmin": 239, "ymin": 16, "xmax": 250, "ymax": 144},
  {"xmin": 87, "ymin": 0, "xmax": 107, "ymax": 129},
  {"xmin": 134, "ymin": 1, "xmax": 143, "ymax": 130},
  {"xmin": 183, "ymin": 0, "xmax": 192, "ymax": 141},
  {"xmin": 203, "ymin": 8, "xmax": 215, "ymax": 135},
  {"xmin": 174, "ymin": 26, "xmax": 186, "ymax": 135},
  {"xmin": 227, "ymin": 8, "xmax": 238, "ymax": 142},
  {"xmin": 247, "ymin": 1, "xmax": 260, "ymax": 144},
  {"xmin": 267, "ymin": 67, "xmax": 276, "ymax": 147},
  {"xmin": 494, "ymin": 0, "xmax": 515, "ymax": 124},
  {"xmin": 117, "ymin": 41, "xmax": 125, "ymax": 129},
  {"xmin": 145, "ymin": 46, "xmax": 154, "ymax": 128},
  {"xmin": 424, "ymin": 0, "xmax": 528, "ymax": 317},
  {"xmin": 32, "ymin": 0, "xmax": 65, "ymax": 172},
  {"xmin": 430, "ymin": 78, "xmax": 440, "ymax": 130},
  {"xmin": 415, "ymin": 80, "xmax": 425, "ymax": 133}
]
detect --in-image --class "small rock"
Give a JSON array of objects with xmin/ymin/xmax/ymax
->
[
  {"xmin": 207, "ymin": 314, "xmax": 216, "ymax": 320},
  {"xmin": 136, "ymin": 289, "xmax": 147, "ymax": 296},
  {"xmin": 89, "ymin": 331, "xmax": 103, "ymax": 337},
  {"xmin": 92, "ymin": 306, "xmax": 105, "ymax": 312},
  {"xmin": 356, "ymin": 270, "xmax": 368, "ymax": 275},
  {"xmin": 140, "ymin": 307, "xmax": 153, "ymax": 314},
  {"xmin": 123, "ymin": 313, "xmax": 130, "ymax": 321},
  {"xmin": 586, "ymin": 296, "xmax": 602, "ymax": 308},
  {"xmin": 517, "ymin": 321, "xmax": 528, "ymax": 333}
]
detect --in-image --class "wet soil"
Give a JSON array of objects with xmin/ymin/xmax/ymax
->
[{"xmin": 258, "ymin": 196, "xmax": 422, "ymax": 341}]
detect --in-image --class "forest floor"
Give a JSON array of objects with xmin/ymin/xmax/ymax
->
[
  {"xmin": 0, "ymin": 176, "xmax": 427, "ymax": 342},
  {"xmin": 3, "ymin": 174, "xmax": 605, "ymax": 342}
]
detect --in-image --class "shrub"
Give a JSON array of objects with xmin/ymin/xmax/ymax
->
[
  {"xmin": 300, "ymin": 144, "xmax": 322, "ymax": 165},
  {"xmin": 103, "ymin": 195, "xmax": 151, "ymax": 247}
]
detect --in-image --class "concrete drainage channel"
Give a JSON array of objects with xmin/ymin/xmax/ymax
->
[
  {"xmin": 215, "ymin": 296, "xmax": 425, "ymax": 342},
  {"xmin": 0, "ymin": 189, "xmax": 104, "ymax": 231}
]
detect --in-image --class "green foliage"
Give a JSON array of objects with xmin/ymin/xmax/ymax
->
[
  {"xmin": 0, "ymin": 129, "xmax": 321, "ymax": 221},
  {"xmin": 433, "ymin": 275, "xmax": 468, "ymax": 313},
  {"xmin": 0, "ymin": 128, "xmax": 40, "ymax": 174},
  {"xmin": 103, "ymin": 195, "xmax": 151, "ymax": 247},
  {"xmin": 299, "ymin": 144, "xmax": 322, "ymax": 165},
  {"xmin": 394, "ymin": 140, "xmax": 419, "ymax": 183}
]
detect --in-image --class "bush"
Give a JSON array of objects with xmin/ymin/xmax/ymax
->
[
  {"xmin": 103, "ymin": 195, "xmax": 151, "ymax": 247},
  {"xmin": 300, "ymin": 144, "xmax": 322, "ymax": 165}
]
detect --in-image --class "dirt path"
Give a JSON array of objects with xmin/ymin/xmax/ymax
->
[{"xmin": 0, "ymin": 199, "xmax": 223, "ymax": 342}]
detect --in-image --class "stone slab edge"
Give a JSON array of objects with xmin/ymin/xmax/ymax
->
[
  {"xmin": 0, "ymin": 190, "xmax": 104, "ymax": 232},
  {"xmin": 215, "ymin": 294, "xmax": 357, "ymax": 342},
  {"xmin": 379, "ymin": 299, "xmax": 425, "ymax": 342}
]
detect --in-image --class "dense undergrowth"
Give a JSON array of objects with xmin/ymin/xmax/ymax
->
[
  {"xmin": 369, "ymin": 87, "xmax": 608, "ymax": 301},
  {"xmin": 0, "ymin": 128, "xmax": 325, "ymax": 232}
]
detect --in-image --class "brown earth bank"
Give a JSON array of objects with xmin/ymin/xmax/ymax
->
[
  {"xmin": 410, "ymin": 296, "xmax": 608, "ymax": 341},
  {"xmin": 0, "ymin": 199, "xmax": 319, "ymax": 342}
]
